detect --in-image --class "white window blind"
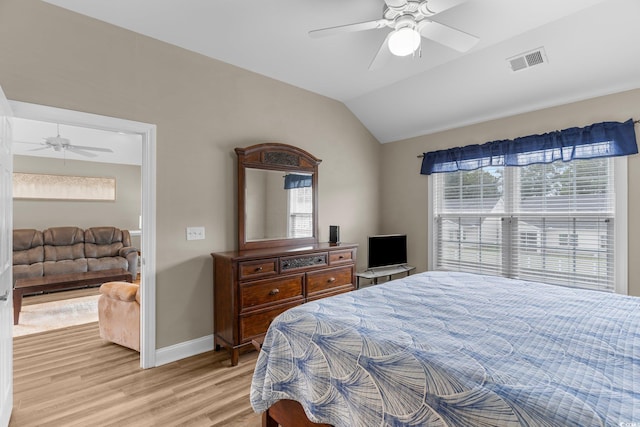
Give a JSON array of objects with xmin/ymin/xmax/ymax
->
[
  {"xmin": 288, "ymin": 186, "xmax": 313, "ymax": 238},
  {"xmin": 432, "ymin": 157, "xmax": 616, "ymax": 292}
]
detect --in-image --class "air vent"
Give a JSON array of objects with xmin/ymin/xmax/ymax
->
[{"xmin": 507, "ymin": 47, "xmax": 547, "ymax": 72}]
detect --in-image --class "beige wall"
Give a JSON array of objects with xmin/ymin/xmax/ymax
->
[
  {"xmin": 0, "ymin": 0, "xmax": 380, "ymax": 348},
  {"xmin": 381, "ymin": 88, "xmax": 640, "ymax": 296},
  {"xmin": 13, "ymin": 156, "xmax": 141, "ymax": 239}
]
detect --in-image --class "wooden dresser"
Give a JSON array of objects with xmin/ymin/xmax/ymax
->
[{"xmin": 212, "ymin": 242, "xmax": 357, "ymax": 366}]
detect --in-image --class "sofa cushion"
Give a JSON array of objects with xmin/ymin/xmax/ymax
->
[
  {"xmin": 13, "ymin": 229, "xmax": 44, "ymax": 266},
  {"xmin": 13, "ymin": 263, "xmax": 44, "ymax": 280},
  {"xmin": 85, "ymin": 227, "xmax": 129, "ymax": 258},
  {"xmin": 13, "ymin": 229, "xmax": 44, "ymax": 251},
  {"xmin": 13, "ymin": 229, "xmax": 45, "ymax": 280},
  {"xmin": 87, "ymin": 257, "xmax": 128, "ymax": 272},
  {"xmin": 43, "ymin": 259, "xmax": 88, "ymax": 275},
  {"xmin": 43, "ymin": 227, "xmax": 85, "ymax": 262}
]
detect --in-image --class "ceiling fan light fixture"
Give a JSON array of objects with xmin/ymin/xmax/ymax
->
[{"xmin": 388, "ymin": 27, "xmax": 421, "ymax": 56}]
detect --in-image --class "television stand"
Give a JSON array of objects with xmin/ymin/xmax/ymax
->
[{"xmin": 355, "ymin": 265, "xmax": 415, "ymax": 288}]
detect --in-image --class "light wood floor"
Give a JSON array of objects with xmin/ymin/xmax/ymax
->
[{"xmin": 12, "ymin": 322, "xmax": 261, "ymax": 426}]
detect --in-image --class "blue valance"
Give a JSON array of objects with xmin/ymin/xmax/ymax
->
[
  {"xmin": 420, "ymin": 119, "xmax": 638, "ymax": 175},
  {"xmin": 284, "ymin": 173, "xmax": 312, "ymax": 189}
]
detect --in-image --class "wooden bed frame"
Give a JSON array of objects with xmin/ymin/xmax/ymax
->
[{"xmin": 262, "ymin": 400, "xmax": 332, "ymax": 427}]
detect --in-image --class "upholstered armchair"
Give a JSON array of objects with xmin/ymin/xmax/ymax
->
[{"xmin": 98, "ymin": 281, "xmax": 140, "ymax": 351}]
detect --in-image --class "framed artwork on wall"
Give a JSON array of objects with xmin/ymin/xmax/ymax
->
[{"xmin": 12, "ymin": 172, "xmax": 116, "ymax": 201}]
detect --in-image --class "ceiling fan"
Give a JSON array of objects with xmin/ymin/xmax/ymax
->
[
  {"xmin": 309, "ymin": 0, "xmax": 479, "ymax": 69},
  {"xmin": 19, "ymin": 123, "xmax": 114, "ymax": 158}
]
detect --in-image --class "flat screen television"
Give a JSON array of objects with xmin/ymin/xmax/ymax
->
[{"xmin": 368, "ymin": 234, "xmax": 407, "ymax": 269}]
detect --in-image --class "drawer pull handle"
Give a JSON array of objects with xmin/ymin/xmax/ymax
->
[
  {"xmin": 269, "ymin": 288, "xmax": 280, "ymax": 296},
  {"xmin": 317, "ymin": 258, "xmax": 323, "ymax": 263},
  {"xmin": 254, "ymin": 266, "xmax": 263, "ymax": 272},
  {"xmin": 339, "ymin": 255, "xmax": 345, "ymax": 259},
  {"xmin": 328, "ymin": 277, "xmax": 336, "ymax": 283}
]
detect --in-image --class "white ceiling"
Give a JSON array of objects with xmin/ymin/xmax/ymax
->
[{"xmin": 41, "ymin": 0, "xmax": 640, "ymax": 143}]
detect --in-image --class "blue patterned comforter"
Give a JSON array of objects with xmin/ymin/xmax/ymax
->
[{"xmin": 250, "ymin": 271, "xmax": 640, "ymax": 426}]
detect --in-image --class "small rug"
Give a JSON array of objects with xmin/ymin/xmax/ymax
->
[{"xmin": 13, "ymin": 295, "xmax": 100, "ymax": 337}]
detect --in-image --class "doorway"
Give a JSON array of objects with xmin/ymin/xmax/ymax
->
[{"xmin": 9, "ymin": 101, "xmax": 157, "ymax": 368}]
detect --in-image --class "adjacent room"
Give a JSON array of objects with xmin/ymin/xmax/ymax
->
[
  {"xmin": 11, "ymin": 118, "xmax": 142, "ymax": 337},
  {"xmin": 1, "ymin": 0, "xmax": 639, "ymax": 426}
]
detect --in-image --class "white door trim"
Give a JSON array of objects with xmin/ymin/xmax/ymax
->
[
  {"xmin": 0, "ymin": 86, "xmax": 14, "ymax": 427},
  {"xmin": 9, "ymin": 101, "xmax": 157, "ymax": 368}
]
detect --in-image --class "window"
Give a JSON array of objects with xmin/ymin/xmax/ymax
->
[
  {"xmin": 558, "ymin": 233, "xmax": 578, "ymax": 247},
  {"xmin": 431, "ymin": 157, "xmax": 620, "ymax": 292},
  {"xmin": 599, "ymin": 235, "xmax": 609, "ymax": 250},
  {"xmin": 288, "ymin": 186, "xmax": 313, "ymax": 238},
  {"xmin": 521, "ymin": 232, "xmax": 539, "ymax": 252}
]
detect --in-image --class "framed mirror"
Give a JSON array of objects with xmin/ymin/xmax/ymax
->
[{"xmin": 236, "ymin": 143, "xmax": 321, "ymax": 251}]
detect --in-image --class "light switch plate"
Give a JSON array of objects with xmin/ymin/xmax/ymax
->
[{"xmin": 186, "ymin": 226, "xmax": 205, "ymax": 241}]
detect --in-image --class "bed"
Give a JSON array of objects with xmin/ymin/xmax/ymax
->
[{"xmin": 250, "ymin": 271, "xmax": 640, "ymax": 427}]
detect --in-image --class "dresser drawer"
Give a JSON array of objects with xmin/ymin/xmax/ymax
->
[
  {"xmin": 239, "ymin": 301, "xmax": 302, "ymax": 342},
  {"xmin": 306, "ymin": 266, "xmax": 353, "ymax": 295},
  {"xmin": 329, "ymin": 249, "xmax": 353, "ymax": 265},
  {"xmin": 280, "ymin": 253, "xmax": 328, "ymax": 271},
  {"xmin": 240, "ymin": 274, "xmax": 304, "ymax": 311},
  {"xmin": 307, "ymin": 285, "xmax": 353, "ymax": 302},
  {"xmin": 238, "ymin": 258, "xmax": 278, "ymax": 280}
]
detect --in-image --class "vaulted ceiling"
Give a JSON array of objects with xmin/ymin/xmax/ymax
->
[{"xmin": 42, "ymin": 0, "xmax": 640, "ymax": 143}]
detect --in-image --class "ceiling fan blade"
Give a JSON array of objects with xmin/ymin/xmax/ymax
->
[
  {"xmin": 384, "ymin": 0, "xmax": 408, "ymax": 9},
  {"xmin": 28, "ymin": 146, "xmax": 51, "ymax": 152},
  {"xmin": 65, "ymin": 147, "xmax": 98, "ymax": 157},
  {"xmin": 68, "ymin": 144, "xmax": 114, "ymax": 153},
  {"xmin": 369, "ymin": 32, "xmax": 394, "ymax": 71},
  {"xmin": 423, "ymin": 0, "xmax": 471, "ymax": 15},
  {"xmin": 417, "ymin": 20, "xmax": 478, "ymax": 52},
  {"xmin": 14, "ymin": 140, "xmax": 43, "ymax": 146},
  {"xmin": 309, "ymin": 19, "xmax": 388, "ymax": 38}
]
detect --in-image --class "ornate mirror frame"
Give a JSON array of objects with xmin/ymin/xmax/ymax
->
[{"xmin": 236, "ymin": 143, "xmax": 321, "ymax": 251}]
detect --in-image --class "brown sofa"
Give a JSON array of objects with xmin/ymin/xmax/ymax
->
[
  {"xmin": 98, "ymin": 281, "xmax": 140, "ymax": 351},
  {"xmin": 13, "ymin": 226, "xmax": 138, "ymax": 280},
  {"xmin": 12, "ymin": 226, "xmax": 138, "ymax": 324}
]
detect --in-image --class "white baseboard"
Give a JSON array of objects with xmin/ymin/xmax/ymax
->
[{"xmin": 154, "ymin": 334, "xmax": 214, "ymax": 367}]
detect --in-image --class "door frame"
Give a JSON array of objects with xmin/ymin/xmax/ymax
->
[
  {"xmin": 0, "ymin": 87, "xmax": 14, "ymax": 427},
  {"xmin": 9, "ymin": 101, "xmax": 157, "ymax": 368}
]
